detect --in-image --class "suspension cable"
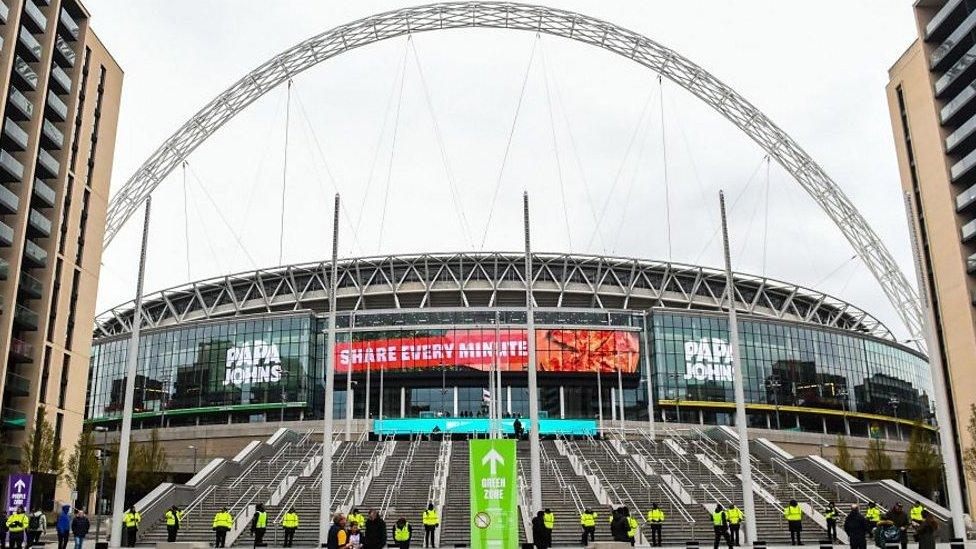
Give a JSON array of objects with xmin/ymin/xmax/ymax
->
[
  {"xmin": 612, "ymin": 97, "xmax": 655, "ymax": 254},
  {"xmin": 692, "ymin": 155, "xmax": 768, "ymax": 265},
  {"xmin": 185, "ymin": 176, "xmax": 228, "ymax": 275},
  {"xmin": 278, "ymin": 79, "xmax": 292, "ymax": 265},
  {"xmin": 761, "ymin": 156, "xmax": 771, "ymax": 276},
  {"xmin": 813, "ymin": 254, "xmax": 858, "ymax": 289},
  {"xmin": 659, "ymin": 75, "xmax": 672, "ymax": 261},
  {"xmin": 479, "ymin": 34, "xmax": 540, "ymax": 250},
  {"xmin": 665, "ymin": 86, "xmax": 716, "ymax": 234},
  {"xmin": 184, "ymin": 161, "xmax": 259, "ymax": 269},
  {"xmin": 539, "ymin": 40, "xmax": 573, "ymax": 250},
  {"xmin": 181, "ymin": 160, "xmax": 191, "ymax": 280},
  {"xmin": 378, "ymin": 37, "xmax": 410, "ymax": 252},
  {"xmin": 408, "ymin": 38, "xmax": 475, "ymax": 249}
]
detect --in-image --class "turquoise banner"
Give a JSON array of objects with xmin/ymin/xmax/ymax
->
[{"xmin": 373, "ymin": 417, "xmax": 597, "ymax": 435}]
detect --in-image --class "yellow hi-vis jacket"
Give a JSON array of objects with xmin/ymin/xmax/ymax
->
[
  {"xmin": 910, "ymin": 505, "xmax": 924, "ymax": 521},
  {"xmin": 865, "ymin": 507, "xmax": 881, "ymax": 522},
  {"xmin": 123, "ymin": 512, "xmax": 141, "ymax": 528},
  {"xmin": 394, "ymin": 523, "xmax": 411, "ymax": 541},
  {"xmin": 580, "ymin": 512, "xmax": 596, "ymax": 527},
  {"xmin": 626, "ymin": 517, "xmax": 638, "ymax": 538},
  {"xmin": 254, "ymin": 512, "xmax": 267, "ymax": 529},
  {"xmin": 282, "ymin": 512, "xmax": 299, "ymax": 528},
  {"xmin": 783, "ymin": 505, "xmax": 802, "ymax": 522},
  {"xmin": 6, "ymin": 513, "xmax": 27, "ymax": 533},
  {"xmin": 348, "ymin": 513, "xmax": 365, "ymax": 529},
  {"xmin": 543, "ymin": 512, "xmax": 554, "ymax": 530},
  {"xmin": 213, "ymin": 512, "xmax": 233, "ymax": 529},
  {"xmin": 422, "ymin": 510, "xmax": 439, "ymax": 526},
  {"xmin": 726, "ymin": 508, "xmax": 744, "ymax": 525},
  {"xmin": 647, "ymin": 509, "xmax": 665, "ymax": 524},
  {"xmin": 165, "ymin": 510, "xmax": 183, "ymax": 526},
  {"xmin": 712, "ymin": 512, "xmax": 726, "ymax": 527}
]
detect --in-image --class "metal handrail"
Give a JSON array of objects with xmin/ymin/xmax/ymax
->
[
  {"xmin": 229, "ymin": 459, "xmax": 260, "ymax": 489},
  {"xmin": 179, "ymin": 484, "xmax": 218, "ymax": 520},
  {"xmin": 229, "ymin": 484, "xmax": 262, "ymax": 515},
  {"xmin": 266, "ymin": 460, "xmax": 300, "ymax": 490},
  {"xmin": 658, "ymin": 478, "xmax": 695, "ymax": 524}
]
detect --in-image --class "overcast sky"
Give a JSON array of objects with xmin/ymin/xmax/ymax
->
[{"xmin": 87, "ymin": 1, "xmax": 921, "ymax": 339}]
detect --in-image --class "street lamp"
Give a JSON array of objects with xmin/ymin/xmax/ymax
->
[
  {"xmin": 767, "ymin": 376, "xmax": 782, "ymax": 430},
  {"xmin": 836, "ymin": 388, "xmax": 851, "ymax": 436},
  {"xmin": 93, "ymin": 426, "xmax": 109, "ymax": 547},
  {"xmin": 888, "ymin": 397, "xmax": 901, "ymax": 440},
  {"xmin": 665, "ymin": 372, "xmax": 683, "ymax": 424},
  {"xmin": 187, "ymin": 445, "xmax": 197, "ymax": 473}
]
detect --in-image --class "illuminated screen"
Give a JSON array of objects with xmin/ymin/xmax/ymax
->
[{"xmin": 335, "ymin": 329, "xmax": 639, "ymax": 374}]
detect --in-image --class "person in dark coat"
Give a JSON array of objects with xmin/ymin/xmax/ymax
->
[
  {"xmin": 610, "ymin": 508, "xmax": 630, "ymax": 543},
  {"xmin": 913, "ymin": 510, "xmax": 939, "ymax": 549},
  {"xmin": 55, "ymin": 505, "xmax": 72, "ymax": 549},
  {"xmin": 884, "ymin": 503, "xmax": 909, "ymax": 549},
  {"xmin": 844, "ymin": 504, "xmax": 870, "ymax": 549},
  {"xmin": 364, "ymin": 509, "xmax": 387, "ymax": 549},
  {"xmin": 70, "ymin": 511, "xmax": 90, "ymax": 549},
  {"xmin": 326, "ymin": 514, "xmax": 348, "ymax": 549},
  {"xmin": 532, "ymin": 511, "xmax": 550, "ymax": 549}
]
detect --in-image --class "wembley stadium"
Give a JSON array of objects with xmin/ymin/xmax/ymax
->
[{"xmin": 84, "ymin": 251, "xmax": 932, "ymax": 442}]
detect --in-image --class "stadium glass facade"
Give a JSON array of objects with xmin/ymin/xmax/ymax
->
[{"xmin": 85, "ymin": 308, "xmax": 932, "ymax": 440}]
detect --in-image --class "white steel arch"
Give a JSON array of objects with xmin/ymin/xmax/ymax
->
[{"xmin": 103, "ymin": 2, "xmax": 925, "ymax": 342}]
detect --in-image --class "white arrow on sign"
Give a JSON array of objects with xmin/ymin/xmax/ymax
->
[
  {"xmin": 13, "ymin": 480, "xmax": 25, "ymax": 493},
  {"xmin": 481, "ymin": 449, "xmax": 505, "ymax": 476}
]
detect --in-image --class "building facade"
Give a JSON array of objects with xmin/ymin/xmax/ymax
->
[
  {"xmin": 886, "ymin": 0, "xmax": 976, "ymax": 510},
  {"xmin": 86, "ymin": 254, "xmax": 933, "ymax": 443},
  {"xmin": 0, "ymin": 0, "xmax": 121, "ymax": 503}
]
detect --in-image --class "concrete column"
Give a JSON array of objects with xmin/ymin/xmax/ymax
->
[
  {"xmin": 610, "ymin": 388, "xmax": 617, "ymax": 422},
  {"xmin": 400, "ymin": 386, "xmax": 406, "ymax": 418},
  {"xmin": 559, "ymin": 386, "xmax": 565, "ymax": 419},
  {"xmin": 507, "ymin": 385, "xmax": 512, "ymax": 415},
  {"xmin": 822, "ymin": 416, "xmax": 827, "ymax": 435},
  {"xmin": 453, "ymin": 386, "xmax": 459, "ymax": 417}
]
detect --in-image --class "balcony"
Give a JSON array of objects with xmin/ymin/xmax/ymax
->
[
  {"xmin": 0, "ymin": 184, "xmax": 19, "ymax": 215},
  {"xmin": 8, "ymin": 338, "xmax": 31, "ymax": 363},
  {"xmin": 45, "ymin": 91, "xmax": 66, "ymax": 121},
  {"xmin": 969, "ymin": 253, "xmax": 976, "ymax": 273},
  {"xmin": 932, "ymin": 10, "xmax": 976, "ymax": 71},
  {"xmin": 49, "ymin": 65, "xmax": 71, "ymax": 95},
  {"xmin": 963, "ymin": 218, "xmax": 976, "ymax": 242},
  {"xmin": 13, "ymin": 57, "xmax": 38, "ymax": 91},
  {"xmin": 22, "ymin": 239, "xmax": 46, "ymax": 267},
  {"xmin": 18, "ymin": 272, "xmax": 42, "ymax": 299},
  {"xmin": 1, "ymin": 408, "xmax": 26, "ymax": 430},
  {"xmin": 53, "ymin": 35, "xmax": 74, "ymax": 67},
  {"xmin": 17, "ymin": 27, "xmax": 42, "ymax": 63},
  {"xmin": 1, "ymin": 119, "xmax": 28, "ymax": 152},
  {"xmin": 0, "ymin": 221, "xmax": 13, "ymax": 247},
  {"xmin": 13, "ymin": 304, "xmax": 38, "ymax": 330},
  {"xmin": 0, "ymin": 2, "xmax": 8, "ymax": 25},
  {"xmin": 4, "ymin": 373, "xmax": 29, "ymax": 397},
  {"xmin": 31, "ymin": 178, "xmax": 54, "ymax": 208},
  {"xmin": 35, "ymin": 149, "xmax": 59, "ymax": 179},
  {"xmin": 935, "ymin": 42, "xmax": 976, "ymax": 99},
  {"xmin": 21, "ymin": 0, "xmax": 46, "ymax": 34},
  {"xmin": 0, "ymin": 150, "xmax": 24, "ymax": 182},
  {"xmin": 7, "ymin": 88, "xmax": 33, "ymax": 122},
  {"xmin": 26, "ymin": 209, "xmax": 49, "ymax": 237},
  {"xmin": 926, "ymin": 0, "xmax": 966, "ymax": 42},
  {"xmin": 58, "ymin": 8, "xmax": 78, "ymax": 41},
  {"xmin": 40, "ymin": 119, "xmax": 62, "ymax": 150}
]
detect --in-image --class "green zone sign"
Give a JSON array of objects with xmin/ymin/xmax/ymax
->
[{"xmin": 470, "ymin": 439, "xmax": 518, "ymax": 549}]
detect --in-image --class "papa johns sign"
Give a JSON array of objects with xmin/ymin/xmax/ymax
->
[
  {"xmin": 682, "ymin": 337, "xmax": 734, "ymax": 383},
  {"xmin": 222, "ymin": 340, "xmax": 283, "ymax": 386}
]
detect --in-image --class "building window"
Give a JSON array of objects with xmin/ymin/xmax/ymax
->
[{"xmin": 58, "ymin": 354, "xmax": 69, "ymax": 409}]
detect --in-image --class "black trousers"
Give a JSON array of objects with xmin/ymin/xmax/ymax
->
[
  {"xmin": 57, "ymin": 532, "xmax": 69, "ymax": 549},
  {"xmin": 214, "ymin": 527, "xmax": 228, "ymax": 547},
  {"xmin": 424, "ymin": 525, "xmax": 435, "ymax": 547},
  {"xmin": 125, "ymin": 527, "xmax": 138, "ymax": 547},
  {"xmin": 9, "ymin": 532, "xmax": 23, "ymax": 549},
  {"xmin": 580, "ymin": 526, "xmax": 595, "ymax": 545},
  {"xmin": 253, "ymin": 527, "xmax": 266, "ymax": 547},
  {"xmin": 283, "ymin": 527, "xmax": 296, "ymax": 547},
  {"xmin": 713, "ymin": 526, "xmax": 732, "ymax": 549},
  {"xmin": 650, "ymin": 525, "xmax": 662, "ymax": 546},
  {"xmin": 788, "ymin": 521, "xmax": 802, "ymax": 545},
  {"xmin": 826, "ymin": 519, "xmax": 836, "ymax": 541},
  {"xmin": 167, "ymin": 525, "xmax": 179, "ymax": 542},
  {"xmin": 849, "ymin": 537, "xmax": 866, "ymax": 549},
  {"xmin": 397, "ymin": 542, "xmax": 410, "ymax": 549},
  {"xmin": 730, "ymin": 525, "xmax": 741, "ymax": 546}
]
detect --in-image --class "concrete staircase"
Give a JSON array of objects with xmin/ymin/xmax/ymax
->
[{"xmin": 361, "ymin": 439, "xmax": 440, "ymax": 524}]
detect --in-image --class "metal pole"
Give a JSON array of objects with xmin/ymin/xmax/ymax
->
[
  {"xmin": 596, "ymin": 369, "xmax": 604, "ymax": 435},
  {"xmin": 379, "ymin": 358, "xmax": 385, "ymax": 421},
  {"xmin": 641, "ymin": 316, "xmax": 656, "ymax": 439},
  {"xmin": 109, "ymin": 197, "xmax": 151, "ymax": 548},
  {"xmin": 719, "ymin": 191, "xmax": 756, "ymax": 544},
  {"xmin": 365, "ymin": 362, "xmax": 371, "ymax": 421},
  {"xmin": 495, "ymin": 322, "xmax": 503, "ymax": 436},
  {"xmin": 523, "ymin": 192, "xmax": 542, "ymax": 511},
  {"xmin": 318, "ymin": 194, "xmax": 340, "ymax": 547},
  {"xmin": 903, "ymin": 192, "xmax": 966, "ymax": 538},
  {"xmin": 345, "ymin": 313, "xmax": 354, "ymax": 442},
  {"xmin": 617, "ymin": 366, "xmax": 625, "ymax": 434},
  {"xmin": 488, "ymin": 323, "xmax": 496, "ymax": 437},
  {"xmin": 94, "ymin": 427, "xmax": 107, "ymax": 545}
]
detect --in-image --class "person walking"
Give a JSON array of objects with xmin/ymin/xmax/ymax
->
[
  {"xmin": 624, "ymin": 508, "xmax": 638, "ymax": 547},
  {"xmin": 56, "ymin": 505, "xmax": 71, "ymax": 549},
  {"xmin": 250, "ymin": 503, "xmax": 268, "ymax": 547},
  {"xmin": 212, "ymin": 507, "xmax": 233, "ymax": 548},
  {"xmin": 884, "ymin": 502, "xmax": 909, "ymax": 549},
  {"xmin": 711, "ymin": 504, "xmax": 733, "ymax": 549},
  {"xmin": 542, "ymin": 508, "xmax": 554, "ymax": 539},
  {"xmin": 393, "ymin": 517, "xmax": 412, "ymax": 549},
  {"xmin": 70, "ymin": 510, "xmax": 89, "ymax": 549},
  {"xmin": 913, "ymin": 510, "xmax": 939, "ymax": 549},
  {"xmin": 579, "ymin": 508, "xmax": 596, "ymax": 546},
  {"xmin": 864, "ymin": 502, "xmax": 880, "ymax": 532},
  {"xmin": 27, "ymin": 507, "xmax": 45, "ymax": 547},
  {"xmin": 327, "ymin": 514, "xmax": 349, "ymax": 549},
  {"xmin": 647, "ymin": 504, "xmax": 664, "ymax": 547},
  {"xmin": 165, "ymin": 505, "xmax": 183, "ymax": 543},
  {"xmin": 421, "ymin": 503, "xmax": 438, "ymax": 548},
  {"xmin": 532, "ymin": 511, "xmax": 550, "ymax": 549},
  {"xmin": 909, "ymin": 501, "xmax": 925, "ymax": 527},
  {"xmin": 824, "ymin": 502, "xmax": 838, "ymax": 542},
  {"xmin": 281, "ymin": 507, "xmax": 299, "ymax": 548},
  {"xmin": 123, "ymin": 505, "xmax": 141, "ymax": 547},
  {"xmin": 843, "ymin": 504, "xmax": 870, "ymax": 549},
  {"xmin": 363, "ymin": 509, "xmax": 387, "ymax": 549},
  {"xmin": 783, "ymin": 499, "xmax": 803, "ymax": 546},
  {"xmin": 726, "ymin": 504, "xmax": 744, "ymax": 546},
  {"xmin": 7, "ymin": 506, "xmax": 27, "ymax": 549},
  {"xmin": 610, "ymin": 508, "xmax": 629, "ymax": 543}
]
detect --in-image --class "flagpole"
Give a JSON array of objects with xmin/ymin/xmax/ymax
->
[
  {"xmin": 318, "ymin": 194, "xmax": 340, "ymax": 547},
  {"xmin": 523, "ymin": 192, "xmax": 542, "ymax": 511}
]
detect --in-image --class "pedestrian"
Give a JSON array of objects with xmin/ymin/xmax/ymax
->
[
  {"xmin": 70, "ymin": 510, "xmax": 89, "ymax": 549},
  {"xmin": 27, "ymin": 507, "xmax": 45, "ymax": 547},
  {"xmin": 884, "ymin": 502, "xmax": 909, "ymax": 549},
  {"xmin": 824, "ymin": 502, "xmax": 838, "ymax": 542},
  {"xmin": 725, "ymin": 504, "xmax": 744, "ymax": 546},
  {"xmin": 349, "ymin": 508, "xmax": 366, "ymax": 530},
  {"xmin": 326, "ymin": 514, "xmax": 349, "ymax": 549},
  {"xmin": 1, "ymin": 509, "xmax": 9, "ymax": 549},
  {"xmin": 542, "ymin": 508, "xmax": 554, "ymax": 538},
  {"xmin": 579, "ymin": 508, "xmax": 596, "ymax": 546},
  {"xmin": 909, "ymin": 501, "xmax": 925, "ymax": 527},
  {"xmin": 647, "ymin": 503, "xmax": 664, "ymax": 547},
  {"xmin": 363, "ymin": 509, "xmax": 387, "ymax": 549},
  {"xmin": 610, "ymin": 508, "xmax": 629, "ymax": 543},
  {"xmin": 349, "ymin": 523, "xmax": 362, "ymax": 549},
  {"xmin": 7, "ymin": 506, "xmax": 27, "ymax": 549},
  {"xmin": 864, "ymin": 502, "xmax": 880, "ymax": 532},
  {"xmin": 212, "ymin": 507, "xmax": 233, "ymax": 548},
  {"xmin": 624, "ymin": 507, "xmax": 638, "ymax": 547},
  {"xmin": 393, "ymin": 517, "xmax": 412, "ymax": 549},
  {"xmin": 165, "ymin": 505, "xmax": 183, "ymax": 543},
  {"xmin": 532, "ymin": 511, "xmax": 550, "ymax": 549},
  {"xmin": 711, "ymin": 504, "xmax": 733, "ymax": 549},
  {"xmin": 843, "ymin": 504, "xmax": 870, "ymax": 549},
  {"xmin": 250, "ymin": 503, "xmax": 268, "ymax": 547},
  {"xmin": 913, "ymin": 510, "xmax": 939, "ymax": 549},
  {"xmin": 123, "ymin": 505, "xmax": 141, "ymax": 547},
  {"xmin": 281, "ymin": 507, "xmax": 299, "ymax": 548},
  {"xmin": 782, "ymin": 499, "xmax": 803, "ymax": 546},
  {"xmin": 421, "ymin": 503, "xmax": 438, "ymax": 548},
  {"xmin": 56, "ymin": 505, "xmax": 71, "ymax": 549},
  {"xmin": 513, "ymin": 418, "xmax": 523, "ymax": 439}
]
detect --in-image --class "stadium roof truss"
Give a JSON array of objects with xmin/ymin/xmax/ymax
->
[
  {"xmin": 95, "ymin": 252, "xmax": 894, "ymax": 342},
  {"xmin": 100, "ymin": 2, "xmax": 924, "ymax": 344}
]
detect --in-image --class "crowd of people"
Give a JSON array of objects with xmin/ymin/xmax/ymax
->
[{"xmin": 0, "ymin": 505, "xmax": 91, "ymax": 549}]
